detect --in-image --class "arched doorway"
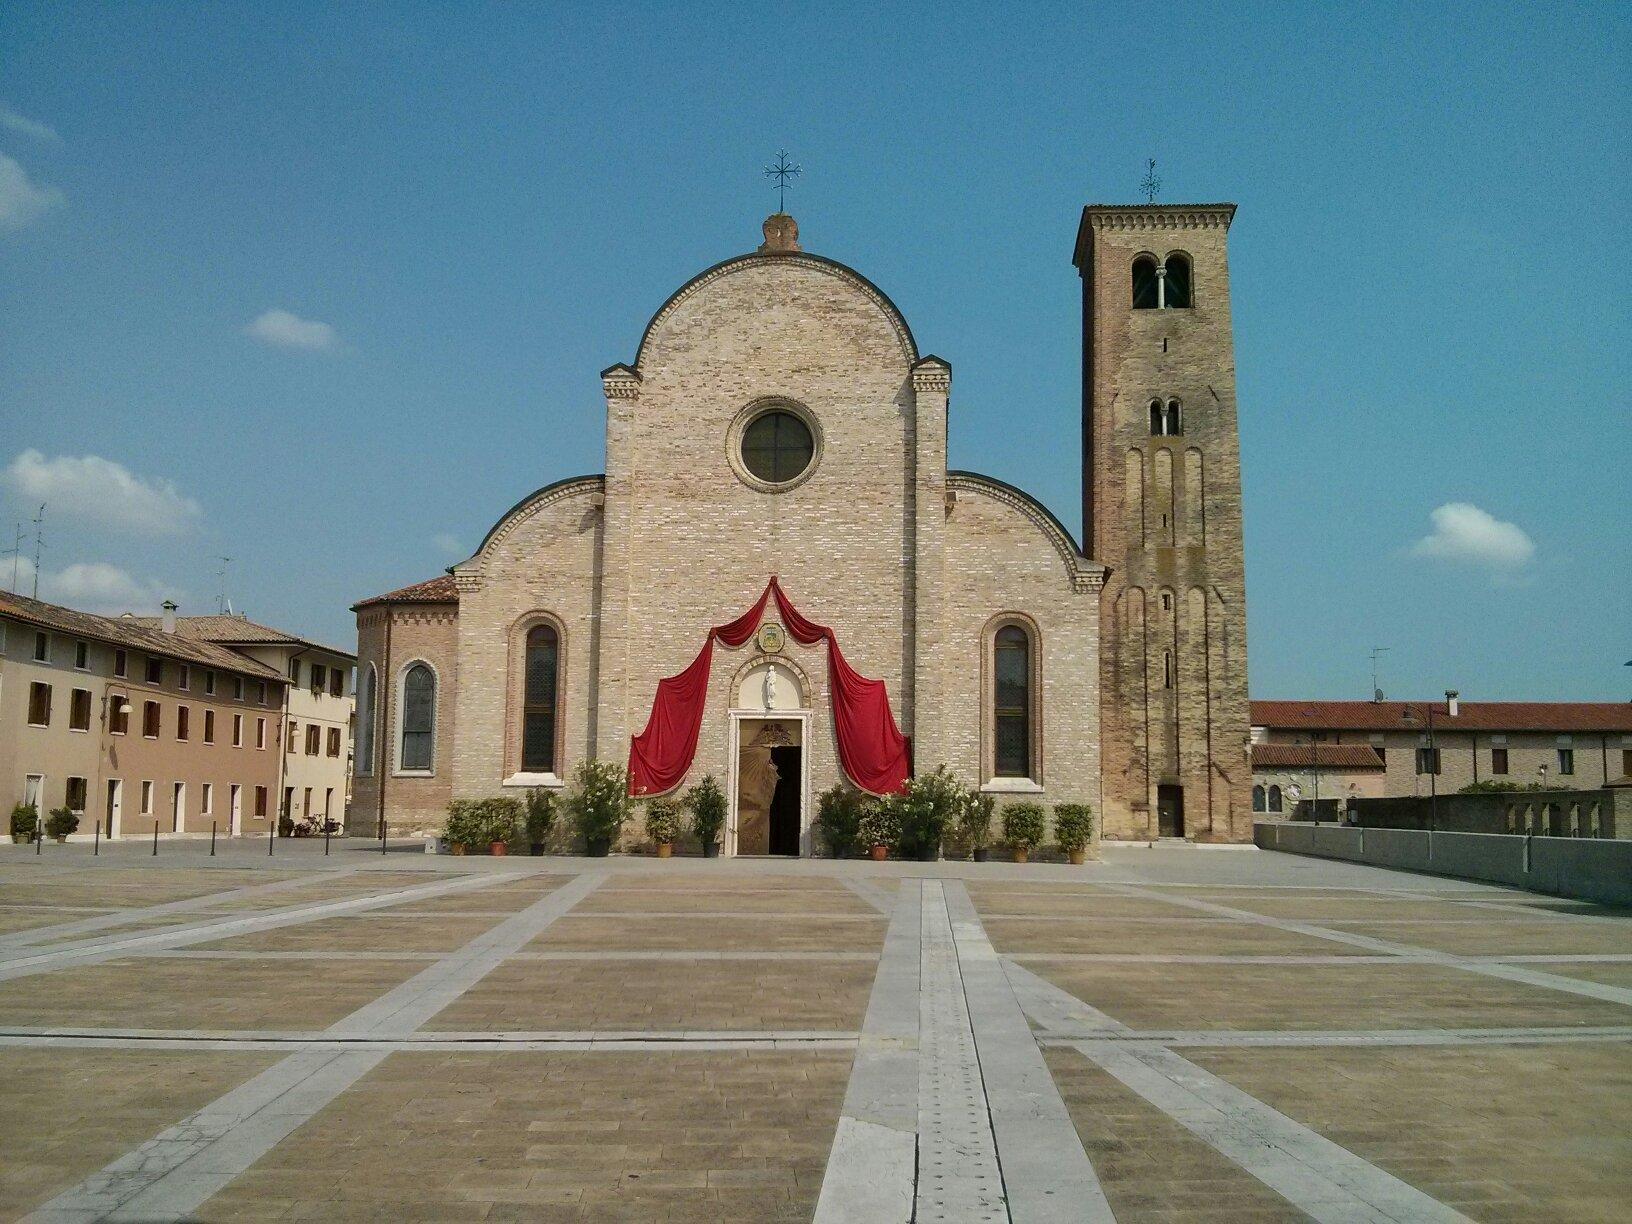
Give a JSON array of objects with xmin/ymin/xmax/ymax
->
[{"xmin": 729, "ymin": 659, "xmax": 810, "ymax": 856}]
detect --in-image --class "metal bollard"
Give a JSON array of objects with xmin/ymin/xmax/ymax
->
[
  {"xmin": 36, "ymin": 823, "xmax": 42, "ymax": 854},
  {"xmin": 152, "ymin": 822, "xmax": 159, "ymax": 856},
  {"xmin": 324, "ymin": 822, "xmax": 331, "ymax": 856},
  {"xmin": 268, "ymin": 815, "xmax": 275, "ymax": 857},
  {"xmin": 94, "ymin": 820, "xmax": 100, "ymax": 857},
  {"xmin": 211, "ymin": 821, "xmax": 217, "ymax": 857}
]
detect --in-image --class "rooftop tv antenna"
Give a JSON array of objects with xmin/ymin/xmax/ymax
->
[
  {"xmin": 1140, "ymin": 158, "xmax": 1161, "ymax": 204},
  {"xmin": 1369, "ymin": 646, "xmax": 1391, "ymax": 702},
  {"xmin": 2, "ymin": 522, "xmax": 24, "ymax": 594},
  {"xmin": 214, "ymin": 555, "xmax": 232, "ymax": 614},
  {"xmin": 29, "ymin": 504, "xmax": 45, "ymax": 600},
  {"xmin": 763, "ymin": 149, "xmax": 802, "ymax": 214}
]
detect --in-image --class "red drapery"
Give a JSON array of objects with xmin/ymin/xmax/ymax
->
[{"xmin": 627, "ymin": 577, "xmax": 910, "ymax": 797}]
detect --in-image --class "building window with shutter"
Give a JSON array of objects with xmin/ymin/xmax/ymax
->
[
  {"xmin": 1491, "ymin": 747, "xmax": 1508, "ymax": 775},
  {"xmin": 69, "ymin": 688, "xmax": 92, "ymax": 732},
  {"xmin": 143, "ymin": 701, "xmax": 160, "ymax": 738}
]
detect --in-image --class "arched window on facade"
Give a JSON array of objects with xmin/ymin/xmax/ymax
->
[
  {"xmin": 1149, "ymin": 399, "xmax": 1164, "ymax": 434},
  {"xmin": 1149, "ymin": 399, "xmax": 1183, "ymax": 437},
  {"xmin": 521, "ymin": 624, "xmax": 559, "ymax": 772},
  {"xmin": 1253, "ymin": 785, "xmax": 1266, "ymax": 812},
  {"xmin": 1132, "ymin": 256, "xmax": 1159, "ymax": 309},
  {"xmin": 356, "ymin": 665, "xmax": 376, "ymax": 775},
  {"xmin": 399, "ymin": 663, "xmax": 435, "ymax": 772},
  {"xmin": 993, "ymin": 625, "xmax": 1032, "ymax": 778},
  {"xmin": 1268, "ymin": 784, "xmax": 1283, "ymax": 813},
  {"xmin": 1162, "ymin": 649, "xmax": 1173, "ymax": 689},
  {"xmin": 1163, "ymin": 254, "xmax": 1192, "ymax": 308}
]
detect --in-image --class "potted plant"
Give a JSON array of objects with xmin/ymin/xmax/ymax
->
[
  {"xmin": 524, "ymin": 787, "xmax": 556, "ymax": 856},
  {"xmin": 644, "ymin": 797, "xmax": 683, "ymax": 858},
  {"xmin": 483, "ymin": 797, "xmax": 521, "ymax": 855},
  {"xmin": 685, "ymin": 775, "xmax": 726, "ymax": 858},
  {"xmin": 815, "ymin": 784, "xmax": 864, "ymax": 858},
  {"xmin": 10, "ymin": 802, "xmax": 38, "ymax": 845},
  {"xmin": 1002, "ymin": 801, "xmax": 1046, "ymax": 864},
  {"xmin": 858, "ymin": 796, "xmax": 901, "ymax": 861},
  {"xmin": 45, "ymin": 806, "xmax": 80, "ymax": 843},
  {"xmin": 898, "ymin": 766, "xmax": 964, "ymax": 862},
  {"xmin": 961, "ymin": 788, "xmax": 996, "ymax": 862},
  {"xmin": 1053, "ymin": 803, "xmax": 1095, "ymax": 865},
  {"xmin": 442, "ymin": 800, "xmax": 482, "ymax": 856},
  {"xmin": 570, "ymin": 760, "xmax": 632, "ymax": 856}
]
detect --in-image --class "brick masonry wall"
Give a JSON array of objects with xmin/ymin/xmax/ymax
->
[{"xmin": 1084, "ymin": 208, "xmax": 1253, "ymax": 842}]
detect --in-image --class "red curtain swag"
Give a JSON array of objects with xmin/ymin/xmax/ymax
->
[{"xmin": 627, "ymin": 577, "xmax": 910, "ymax": 798}]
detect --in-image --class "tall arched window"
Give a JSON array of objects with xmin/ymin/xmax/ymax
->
[
  {"xmin": 1165, "ymin": 399, "xmax": 1182, "ymax": 435},
  {"xmin": 521, "ymin": 624, "xmax": 559, "ymax": 772},
  {"xmin": 1253, "ymin": 784, "xmax": 1266, "ymax": 812},
  {"xmin": 399, "ymin": 663, "xmax": 435, "ymax": 772},
  {"xmin": 1163, "ymin": 254, "xmax": 1192, "ymax": 308},
  {"xmin": 1268, "ymin": 784, "xmax": 1283, "ymax": 813},
  {"xmin": 1132, "ymin": 256, "xmax": 1159, "ymax": 309},
  {"xmin": 356, "ymin": 665, "xmax": 376, "ymax": 775},
  {"xmin": 1149, "ymin": 399, "xmax": 1164, "ymax": 434},
  {"xmin": 994, "ymin": 625, "xmax": 1032, "ymax": 777}
]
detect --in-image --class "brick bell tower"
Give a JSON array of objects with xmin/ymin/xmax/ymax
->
[{"xmin": 1076, "ymin": 203, "xmax": 1252, "ymax": 842}]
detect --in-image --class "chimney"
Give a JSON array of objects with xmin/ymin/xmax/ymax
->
[
  {"xmin": 161, "ymin": 600, "xmax": 178, "ymax": 634},
  {"xmin": 1445, "ymin": 689, "xmax": 1460, "ymax": 718}
]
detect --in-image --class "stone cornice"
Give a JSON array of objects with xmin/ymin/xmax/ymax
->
[
  {"xmin": 912, "ymin": 356, "xmax": 952, "ymax": 394},
  {"xmin": 1082, "ymin": 204, "xmax": 1235, "ymax": 232},
  {"xmin": 601, "ymin": 365, "xmax": 642, "ymax": 401},
  {"xmin": 948, "ymin": 472, "xmax": 1108, "ymax": 593}
]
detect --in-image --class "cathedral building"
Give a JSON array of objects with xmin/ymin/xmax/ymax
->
[{"xmin": 351, "ymin": 204, "xmax": 1251, "ymax": 849}]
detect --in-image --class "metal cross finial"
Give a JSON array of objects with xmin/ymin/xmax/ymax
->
[
  {"xmin": 1140, "ymin": 158, "xmax": 1161, "ymax": 204},
  {"xmin": 764, "ymin": 149, "xmax": 802, "ymax": 214}
]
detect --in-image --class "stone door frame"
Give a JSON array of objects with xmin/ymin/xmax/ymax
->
[{"xmin": 725, "ymin": 710, "xmax": 812, "ymax": 857}]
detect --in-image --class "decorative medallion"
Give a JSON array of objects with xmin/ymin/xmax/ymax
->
[{"xmin": 756, "ymin": 622, "xmax": 786, "ymax": 654}]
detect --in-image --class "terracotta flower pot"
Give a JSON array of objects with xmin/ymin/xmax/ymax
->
[
  {"xmin": 489, "ymin": 841, "xmax": 508, "ymax": 857},
  {"xmin": 449, "ymin": 843, "xmax": 466, "ymax": 856},
  {"xmin": 1012, "ymin": 847, "xmax": 1029, "ymax": 864},
  {"xmin": 869, "ymin": 845, "xmax": 888, "ymax": 861},
  {"xmin": 1067, "ymin": 849, "xmax": 1086, "ymax": 866},
  {"xmin": 656, "ymin": 842, "xmax": 673, "ymax": 859}
]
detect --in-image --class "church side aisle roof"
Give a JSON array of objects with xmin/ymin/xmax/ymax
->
[{"xmin": 351, "ymin": 574, "xmax": 459, "ymax": 610}]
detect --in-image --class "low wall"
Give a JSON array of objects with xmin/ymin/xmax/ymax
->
[{"xmin": 1254, "ymin": 822, "xmax": 1632, "ymax": 906}]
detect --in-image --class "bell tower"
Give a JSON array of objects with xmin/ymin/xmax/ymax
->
[{"xmin": 1076, "ymin": 204, "xmax": 1252, "ymax": 841}]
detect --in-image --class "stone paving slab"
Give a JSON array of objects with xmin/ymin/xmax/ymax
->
[
  {"xmin": 425, "ymin": 959, "xmax": 877, "ymax": 1032},
  {"xmin": 1190, "ymin": 1042, "xmax": 1632, "ymax": 1222},
  {"xmin": 193, "ymin": 914, "xmax": 509, "ymax": 953},
  {"xmin": 1329, "ymin": 919, "xmax": 1632, "ymax": 956},
  {"xmin": 0, "ymin": 955, "xmax": 425, "ymax": 1031},
  {"xmin": 530, "ymin": 914, "xmax": 887, "ymax": 953},
  {"xmin": 0, "ymin": 1049, "xmax": 279, "ymax": 1219},
  {"xmin": 577, "ymin": 888, "xmax": 876, "ymax": 916},
  {"xmin": 966, "ymin": 888, "xmax": 1215, "ymax": 920},
  {"xmin": 1527, "ymin": 961, "xmax": 1632, "ymax": 988},
  {"xmin": 984, "ymin": 916, "xmax": 1376, "ymax": 957},
  {"xmin": 0, "ymin": 870, "xmax": 307, "ymax": 909},
  {"xmin": 1027, "ymin": 958, "xmax": 1632, "ymax": 1030},
  {"xmin": 1212, "ymin": 895, "xmax": 1567, "ymax": 922},
  {"xmin": 193, "ymin": 1050, "xmax": 850, "ymax": 1223},
  {"xmin": 1042, "ymin": 1046, "xmax": 1306, "ymax": 1222}
]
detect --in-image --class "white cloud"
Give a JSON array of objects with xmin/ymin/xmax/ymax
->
[
  {"xmin": 8, "ymin": 557, "xmax": 179, "ymax": 615},
  {"xmin": 0, "ymin": 152, "xmax": 65, "ymax": 231},
  {"xmin": 0, "ymin": 104, "xmax": 60, "ymax": 143},
  {"xmin": 1410, "ymin": 502, "xmax": 1535, "ymax": 570},
  {"xmin": 2, "ymin": 449, "xmax": 202, "ymax": 536},
  {"xmin": 431, "ymin": 532, "xmax": 463, "ymax": 557},
  {"xmin": 245, "ymin": 308, "xmax": 338, "ymax": 351}
]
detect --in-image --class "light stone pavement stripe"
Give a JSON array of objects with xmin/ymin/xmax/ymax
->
[
  {"xmin": 840, "ymin": 876, "xmax": 897, "ymax": 915},
  {"xmin": 0, "ymin": 869, "xmax": 364, "ymax": 949},
  {"xmin": 941, "ymin": 882, "xmax": 1115, "ymax": 1223},
  {"xmin": 1072, "ymin": 1039, "xmax": 1475, "ymax": 1224},
  {"xmin": 130, "ymin": 948, "xmax": 879, "ymax": 963},
  {"xmin": 814, "ymin": 879, "xmax": 920, "ymax": 1224},
  {"xmin": 1005, "ymin": 952, "xmax": 1632, "ymax": 965},
  {"xmin": 1001, "ymin": 961, "xmax": 1475, "ymax": 1224},
  {"xmin": 1100, "ymin": 882, "xmax": 1632, "ymax": 1007},
  {"xmin": 25, "ymin": 871, "xmax": 604, "ymax": 1224},
  {"xmin": 916, "ymin": 881, "xmax": 1007, "ymax": 1223},
  {"xmin": 0, "ymin": 872, "xmax": 513, "ymax": 981},
  {"xmin": 564, "ymin": 909, "xmax": 885, "ymax": 920},
  {"xmin": 1039, "ymin": 1026, "xmax": 1632, "ymax": 1049},
  {"xmin": 0, "ymin": 1035, "xmax": 858, "ymax": 1053}
]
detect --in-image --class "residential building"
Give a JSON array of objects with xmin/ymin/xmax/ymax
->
[
  {"xmin": 1, "ymin": 594, "xmax": 287, "ymax": 838},
  {"xmin": 118, "ymin": 613, "xmax": 356, "ymax": 830},
  {"xmin": 1251, "ymin": 701, "xmax": 1632, "ymax": 807}
]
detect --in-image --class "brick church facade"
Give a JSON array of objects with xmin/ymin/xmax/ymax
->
[{"xmin": 351, "ymin": 205, "xmax": 1251, "ymax": 848}]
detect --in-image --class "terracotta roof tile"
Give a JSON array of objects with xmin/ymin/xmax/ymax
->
[
  {"xmin": 0, "ymin": 593, "xmax": 286, "ymax": 680},
  {"xmin": 1251, "ymin": 700, "xmax": 1632, "ymax": 734},
  {"xmin": 119, "ymin": 613, "xmax": 354, "ymax": 660},
  {"xmin": 352, "ymin": 574, "xmax": 459, "ymax": 610},
  {"xmin": 1252, "ymin": 744, "xmax": 1384, "ymax": 770}
]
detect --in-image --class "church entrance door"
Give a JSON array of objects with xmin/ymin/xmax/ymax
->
[
  {"xmin": 1157, "ymin": 784, "xmax": 1186, "ymax": 838},
  {"xmin": 731, "ymin": 717, "xmax": 806, "ymax": 856}
]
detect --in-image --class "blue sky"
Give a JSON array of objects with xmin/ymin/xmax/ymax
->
[{"xmin": 1, "ymin": 2, "xmax": 1627, "ymax": 699}]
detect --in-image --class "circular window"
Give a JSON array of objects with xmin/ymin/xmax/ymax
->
[{"xmin": 740, "ymin": 410, "xmax": 815, "ymax": 485}]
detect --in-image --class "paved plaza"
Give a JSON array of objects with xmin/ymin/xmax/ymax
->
[{"xmin": 0, "ymin": 841, "xmax": 1627, "ymax": 1222}]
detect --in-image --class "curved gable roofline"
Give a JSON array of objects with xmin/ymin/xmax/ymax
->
[
  {"xmin": 949, "ymin": 470, "xmax": 1108, "ymax": 591},
  {"xmin": 629, "ymin": 250, "xmax": 920, "ymax": 369},
  {"xmin": 453, "ymin": 474, "xmax": 606, "ymax": 572}
]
